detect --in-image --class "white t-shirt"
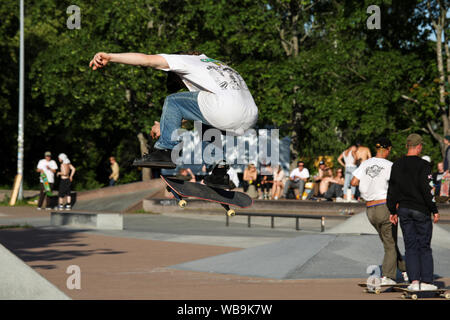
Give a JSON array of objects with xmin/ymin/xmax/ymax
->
[
  {"xmin": 289, "ymin": 168, "xmax": 310, "ymax": 181},
  {"xmin": 352, "ymin": 157, "xmax": 392, "ymax": 201},
  {"xmin": 227, "ymin": 167, "xmax": 240, "ymax": 189},
  {"xmin": 158, "ymin": 54, "xmax": 258, "ymax": 135},
  {"xmin": 37, "ymin": 159, "xmax": 58, "ymax": 183}
]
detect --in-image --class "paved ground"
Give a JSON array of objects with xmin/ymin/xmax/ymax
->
[{"xmin": 0, "ymin": 205, "xmax": 449, "ymax": 300}]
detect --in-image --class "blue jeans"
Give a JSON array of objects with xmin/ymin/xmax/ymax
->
[
  {"xmin": 398, "ymin": 207, "xmax": 434, "ymax": 283},
  {"xmin": 343, "ymin": 166, "xmax": 356, "ymax": 197},
  {"xmin": 154, "ymin": 91, "xmax": 210, "ymax": 150}
]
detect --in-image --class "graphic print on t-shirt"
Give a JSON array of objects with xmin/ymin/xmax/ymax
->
[
  {"xmin": 365, "ymin": 165, "xmax": 384, "ymax": 178},
  {"xmin": 205, "ymin": 64, "xmax": 248, "ymax": 91}
]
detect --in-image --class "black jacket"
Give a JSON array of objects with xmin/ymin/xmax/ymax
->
[{"xmin": 387, "ymin": 155, "xmax": 438, "ymax": 215}]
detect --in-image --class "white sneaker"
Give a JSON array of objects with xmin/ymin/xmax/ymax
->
[
  {"xmin": 420, "ymin": 282, "xmax": 438, "ymax": 291},
  {"xmin": 407, "ymin": 282, "xmax": 420, "ymax": 291},
  {"xmin": 381, "ymin": 277, "xmax": 397, "ymax": 285},
  {"xmin": 336, "ymin": 197, "xmax": 344, "ymax": 202}
]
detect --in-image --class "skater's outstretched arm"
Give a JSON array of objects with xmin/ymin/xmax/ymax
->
[{"xmin": 89, "ymin": 52, "xmax": 169, "ymax": 70}]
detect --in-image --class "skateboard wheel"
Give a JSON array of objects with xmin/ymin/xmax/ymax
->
[
  {"xmin": 444, "ymin": 293, "xmax": 450, "ymax": 299},
  {"xmin": 178, "ymin": 200, "xmax": 187, "ymax": 208},
  {"xmin": 374, "ymin": 289, "xmax": 381, "ymax": 295},
  {"xmin": 411, "ymin": 294, "xmax": 418, "ymax": 300},
  {"xmin": 227, "ymin": 209, "xmax": 235, "ymax": 217}
]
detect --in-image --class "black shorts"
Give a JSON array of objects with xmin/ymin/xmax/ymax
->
[{"xmin": 59, "ymin": 179, "xmax": 71, "ymax": 197}]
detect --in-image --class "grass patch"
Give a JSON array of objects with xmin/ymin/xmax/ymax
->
[
  {"xmin": 131, "ymin": 209, "xmax": 160, "ymax": 214},
  {"xmin": 0, "ymin": 195, "xmax": 38, "ymax": 207},
  {"xmin": 0, "ymin": 224, "xmax": 33, "ymax": 230}
]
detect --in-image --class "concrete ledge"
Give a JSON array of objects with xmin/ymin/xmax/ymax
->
[
  {"xmin": 51, "ymin": 211, "xmax": 123, "ymax": 230},
  {"xmin": 0, "ymin": 244, "xmax": 70, "ymax": 300},
  {"xmin": 143, "ymin": 198, "xmax": 365, "ymax": 215}
]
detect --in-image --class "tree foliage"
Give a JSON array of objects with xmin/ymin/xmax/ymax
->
[{"xmin": 0, "ymin": 0, "xmax": 446, "ymax": 189}]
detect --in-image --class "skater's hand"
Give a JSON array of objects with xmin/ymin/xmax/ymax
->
[
  {"xmin": 151, "ymin": 121, "xmax": 160, "ymax": 139},
  {"xmin": 89, "ymin": 52, "xmax": 111, "ymax": 70},
  {"xmin": 389, "ymin": 214, "xmax": 398, "ymax": 225},
  {"xmin": 433, "ymin": 213, "xmax": 440, "ymax": 224}
]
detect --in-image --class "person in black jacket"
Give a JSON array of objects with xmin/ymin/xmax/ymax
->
[{"xmin": 387, "ymin": 133, "xmax": 440, "ymax": 291}]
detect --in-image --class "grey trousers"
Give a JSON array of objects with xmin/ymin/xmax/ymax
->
[
  {"xmin": 283, "ymin": 180, "xmax": 305, "ymax": 198},
  {"xmin": 367, "ymin": 204, "xmax": 406, "ymax": 279}
]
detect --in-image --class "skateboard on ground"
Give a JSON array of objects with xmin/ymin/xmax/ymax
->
[
  {"xmin": 394, "ymin": 287, "xmax": 450, "ymax": 300},
  {"xmin": 358, "ymin": 282, "xmax": 408, "ymax": 295},
  {"xmin": 40, "ymin": 172, "xmax": 53, "ymax": 196},
  {"xmin": 161, "ymin": 176, "xmax": 253, "ymax": 216}
]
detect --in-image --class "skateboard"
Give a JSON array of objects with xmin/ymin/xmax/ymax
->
[
  {"xmin": 358, "ymin": 282, "xmax": 408, "ymax": 295},
  {"xmin": 9, "ymin": 174, "xmax": 23, "ymax": 206},
  {"xmin": 440, "ymin": 173, "xmax": 450, "ymax": 197},
  {"xmin": 40, "ymin": 172, "xmax": 53, "ymax": 196},
  {"xmin": 161, "ymin": 176, "xmax": 253, "ymax": 216},
  {"xmin": 394, "ymin": 287, "xmax": 450, "ymax": 300}
]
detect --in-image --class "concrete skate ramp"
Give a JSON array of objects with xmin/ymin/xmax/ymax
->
[
  {"xmin": 0, "ymin": 244, "xmax": 69, "ymax": 300},
  {"xmin": 173, "ymin": 213, "xmax": 450, "ymax": 279},
  {"xmin": 73, "ymin": 180, "xmax": 164, "ymax": 213},
  {"xmin": 74, "ymin": 189, "xmax": 157, "ymax": 212},
  {"xmin": 326, "ymin": 212, "xmax": 450, "ymax": 249}
]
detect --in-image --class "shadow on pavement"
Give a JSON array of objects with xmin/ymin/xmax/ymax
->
[{"xmin": 0, "ymin": 228, "xmax": 125, "ymax": 269}]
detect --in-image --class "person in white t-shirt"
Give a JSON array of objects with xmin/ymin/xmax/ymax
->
[
  {"xmin": 36, "ymin": 151, "xmax": 58, "ymax": 210},
  {"xmin": 282, "ymin": 161, "xmax": 310, "ymax": 200},
  {"xmin": 351, "ymin": 137, "xmax": 407, "ymax": 285},
  {"xmin": 89, "ymin": 51, "xmax": 258, "ymax": 177}
]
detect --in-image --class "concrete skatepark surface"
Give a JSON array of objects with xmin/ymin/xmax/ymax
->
[{"xmin": 1, "ymin": 183, "xmax": 450, "ymax": 300}]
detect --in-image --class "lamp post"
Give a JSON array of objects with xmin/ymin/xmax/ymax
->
[{"xmin": 17, "ymin": 0, "xmax": 25, "ymax": 200}]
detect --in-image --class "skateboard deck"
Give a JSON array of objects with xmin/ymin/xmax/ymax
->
[
  {"xmin": 440, "ymin": 173, "xmax": 450, "ymax": 197},
  {"xmin": 358, "ymin": 282, "xmax": 408, "ymax": 294},
  {"xmin": 40, "ymin": 172, "xmax": 53, "ymax": 196},
  {"xmin": 9, "ymin": 174, "xmax": 23, "ymax": 206},
  {"xmin": 394, "ymin": 287, "xmax": 450, "ymax": 300},
  {"xmin": 161, "ymin": 176, "xmax": 253, "ymax": 216}
]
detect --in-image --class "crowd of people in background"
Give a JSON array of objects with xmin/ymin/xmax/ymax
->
[{"xmin": 172, "ymin": 139, "xmax": 448, "ymax": 203}]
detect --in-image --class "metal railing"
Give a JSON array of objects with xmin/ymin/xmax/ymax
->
[{"xmin": 225, "ymin": 212, "xmax": 348, "ymax": 232}]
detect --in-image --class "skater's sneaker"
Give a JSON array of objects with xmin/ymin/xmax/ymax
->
[
  {"xmin": 203, "ymin": 162, "xmax": 233, "ymax": 189},
  {"xmin": 407, "ymin": 282, "xmax": 420, "ymax": 291},
  {"xmin": 204, "ymin": 173, "xmax": 232, "ymax": 189},
  {"xmin": 37, "ymin": 207, "xmax": 42, "ymax": 211},
  {"xmin": 420, "ymin": 282, "xmax": 438, "ymax": 291},
  {"xmin": 132, "ymin": 149, "xmax": 176, "ymax": 169},
  {"xmin": 65, "ymin": 205, "xmax": 71, "ymax": 211},
  {"xmin": 380, "ymin": 277, "xmax": 396, "ymax": 285},
  {"xmin": 58, "ymin": 205, "xmax": 64, "ymax": 211}
]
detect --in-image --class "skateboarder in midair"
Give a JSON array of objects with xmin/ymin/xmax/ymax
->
[{"xmin": 89, "ymin": 51, "xmax": 258, "ymax": 186}]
